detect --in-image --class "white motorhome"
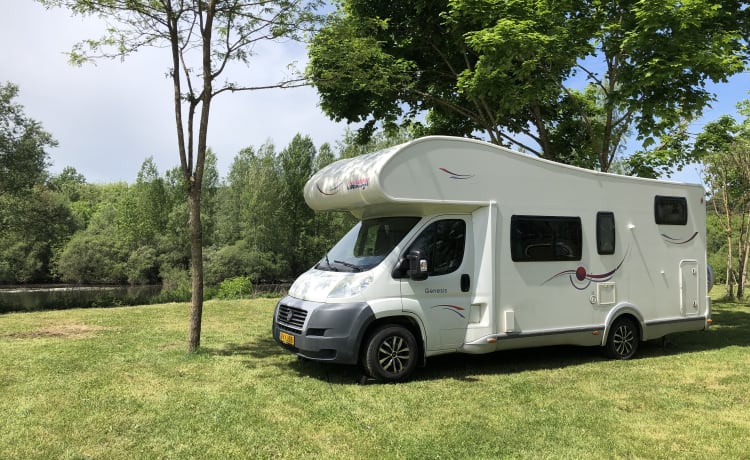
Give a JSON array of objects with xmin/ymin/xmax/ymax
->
[{"xmin": 272, "ymin": 136, "xmax": 711, "ymax": 382}]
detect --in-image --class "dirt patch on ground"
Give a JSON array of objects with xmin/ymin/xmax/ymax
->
[{"xmin": 4, "ymin": 324, "xmax": 112, "ymax": 340}]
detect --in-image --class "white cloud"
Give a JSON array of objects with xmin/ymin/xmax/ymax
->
[{"xmin": 2, "ymin": 2, "xmax": 352, "ymax": 183}]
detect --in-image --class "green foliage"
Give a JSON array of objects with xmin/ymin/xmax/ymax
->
[
  {"xmin": 48, "ymin": 156, "xmax": 218, "ymax": 288},
  {"xmin": 307, "ymin": 0, "xmax": 747, "ymax": 172},
  {"xmin": 157, "ymin": 168, "xmax": 191, "ymax": 270},
  {"xmin": 211, "ymin": 134, "xmax": 363, "ymax": 284},
  {"xmin": 156, "ymin": 265, "xmax": 192, "ymax": 303},
  {"xmin": 216, "ymin": 142, "xmax": 282, "ymax": 250},
  {"xmin": 622, "ymin": 123, "xmax": 692, "ymax": 178},
  {"xmin": 0, "ymin": 240, "xmax": 43, "ymax": 284},
  {"xmin": 204, "ymin": 240, "xmax": 289, "ymax": 285},
  {"xmin": 277, "ymin": 134, "xmax": 317, "ymax": 274},
  {"xmin": 53, "ymin": 205, "xmax": 130, "ymax": 284},
  {"xmin": 117, "ymin": 157, "xmax": 168, "ymax": 247},
  {"xmin": 0, "ymin": 188, "xmax": 78, "ymax": 283},
  {"xmin": 0, "ymin": 82, "xmax": 57, "ymax": 195},
  {"xmin": 216, "ymin": 276, "xmax": 253, "ymax": 299},
  {"xmin": 0, "ymin": 83, "xmax": 73, "ymax": 284},
  {"xmin": 201, "ymin": 150, "xmax": 221, "ymax": 246},
  {"xmin": 125, "ymin": 246, "xmax": 159, "ymax": 285},
  {"xmin": 48, "ymin": 166, "xmax": 86, "ymax": 199},
  {"xmin": 307, "ymin": 11, "xmax": 417, "ymax": 136}
]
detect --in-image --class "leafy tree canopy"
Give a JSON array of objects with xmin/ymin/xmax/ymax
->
[
  {"xmin": 308, "ymin": 0, "xmax": 748, "ymax": 172},
  {"xmin": 0, "ymin": 82, "xmax": 57, "ymax": 195}
]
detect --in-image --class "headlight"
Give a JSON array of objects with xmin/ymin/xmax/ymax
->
[{"xmin": 328, "ymin": 275, "xmax": 373, "ymax": 299}]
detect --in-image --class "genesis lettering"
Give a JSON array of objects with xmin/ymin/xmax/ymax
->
[{"xmin": 346, "ymin": 178, "xmax": 369, "ymax": 191}]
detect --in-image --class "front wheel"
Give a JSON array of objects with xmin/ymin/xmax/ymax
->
[
  {"xmin": 363, "ymin": 325, "xmax": 418, "ymax": 382},
  {"xmin": 605, "ymin": 317, "xmax": 639, "ymax": 359}
]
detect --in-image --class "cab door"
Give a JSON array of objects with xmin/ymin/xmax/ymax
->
[{"xmin": 400, "ymin": 216, "xmax": 473, "ymax": 351}]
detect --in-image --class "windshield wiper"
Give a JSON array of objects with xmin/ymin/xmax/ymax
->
[
  {"xmin": 323, "ymin": 253, "xmax": 338, "ymax": 271},
  {"xmin": 334, "ymin": 260, "xmax": 362, "ymax": 272}
]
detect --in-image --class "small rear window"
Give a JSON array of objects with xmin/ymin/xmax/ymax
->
[
  {"xmin": 654, "ymin": 196, "xmax": 687, "ymax": 225},
  {"xmin": 597, "ymin": 212, "xmax": 616, "ymax": 255}
]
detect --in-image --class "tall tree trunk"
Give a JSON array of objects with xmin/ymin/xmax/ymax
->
[
  {"xmin": 739, "ymin": 243, "xmax": 749, "ymax": 300},
  {"xmin": 718, "ymin": 186, "xmax": 735, "ymax": 300},
  {"xmin": 187, "ymin": 185, "xmax": 203, "ymax": 352},
  {"xmin": 725, "ymin": 243, "xmax": 734, "ymax": 299},
  {"xmin": 185, "ymin": 0, "xmax": 214, "ymax": 353},
  {"xmin": 738, "ymin": 210, "xmax": 750, "ymax": 300},
  {"xmin": 741, "ymin": 243, "xmax": 749, "ymax": 300}
]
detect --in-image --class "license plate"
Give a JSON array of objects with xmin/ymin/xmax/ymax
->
[{"xmin": 279, "ymin": 331, "xmax": 295, "ymax": 346}]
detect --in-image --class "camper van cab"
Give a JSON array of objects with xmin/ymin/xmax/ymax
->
[{"xmin": 272, "ymin": 136, "xmax": 711, "ymax": 382}]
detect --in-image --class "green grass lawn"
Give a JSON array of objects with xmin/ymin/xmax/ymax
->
[{"xmin": 1, "ymin": 291, "xmax": 749, "ymax": 459}]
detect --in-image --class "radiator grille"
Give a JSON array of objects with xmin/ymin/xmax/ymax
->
[{"xmin": 276, "ymin": 304, "xmax": 307, "ymax": 333}]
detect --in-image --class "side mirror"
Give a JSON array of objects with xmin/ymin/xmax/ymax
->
[
  {"xmin": 391, "ymin": 257, "xmax": 408, "ymax": 278},
  {"xmin": 407, "ymin": 250, "xmax": 429, "ymax": 281}
]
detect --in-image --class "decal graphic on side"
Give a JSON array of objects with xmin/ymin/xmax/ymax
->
[
  {"xmin": 661, "ymin": 232, "xmax": 699, "ymax": 244},
  {"xmin": 346, "ymin": 178, "xmax": 369, "ymax": 191},
  {"xmin": 315, "ymin": 177, "xmax": 370, "ymax": 195},
  {"xmin": 543, "ymin": 252, "xmax": 628, "ymax": 291},
  {"xmin": 439, "ymin": 167, "xmax": 475, "ymax": 180},
  {"xmin": 432, "ymin": 304, "xmax": 466, "ymax": 318},
  {"xmin": 316, "ymin": 182, "xmax": 343, "ymax": 196}
]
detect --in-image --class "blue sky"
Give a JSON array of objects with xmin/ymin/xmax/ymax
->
[
  {"xmin": 3, "ymin": 2, "xmax": 353, "ymax": 183},
  {"xmin": 3, "ymin": 2, "xmax": 749, "ymax": 185},
  {"xmin": 670, "ymin": 72, "xmax": 750, "ymax": 184}
]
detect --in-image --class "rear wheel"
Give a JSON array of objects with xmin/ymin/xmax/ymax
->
[
  {"xmin": 363, "ymin": 325, "xmax": 418, "ymax": 382},
  {"xmin": 605, "ymin": 317, "xmax": 639, "ymax": 359}
]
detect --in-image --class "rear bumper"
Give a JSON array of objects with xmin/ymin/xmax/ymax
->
[{"xmin": 272, "ymin": 296, "xmax": 374, "ymax": 365}]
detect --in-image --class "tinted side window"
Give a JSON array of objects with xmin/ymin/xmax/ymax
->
[
  {"xmin": 597, "ymin": 212, "xmax": 616, "ymax": 255},
  {"xmin": 655, "ymin": 196, "xmax": 687, "ymax": 225},
  {"xmin": 407, "ymin": 219, "xmax": 466, "ymax": 276},
  {"xmin": 511, "ymin": 216, "xmax": 582, "ymax": 262}
]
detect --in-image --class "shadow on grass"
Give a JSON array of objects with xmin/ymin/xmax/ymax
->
[
  {"xmin": 211, "ymin": 302, "xmax": 750, "ymax": 385},
  {"xmin": 286, "ymin": 358, "xmax": 366, "ymax": 384},
  {"xmin": 664, "ymin": 305, "xmax": 750, "ymax": 352},
  {"xmin": 203, "ymin": 335, "xmax": 280, "ymax": 360},
  {"xmin": 203, "ymin": 336, "xmax": 367, "ymax": 382},
  {"xmin": 417, "ymin": 304, "xmax": 750, "ymax": 383}
]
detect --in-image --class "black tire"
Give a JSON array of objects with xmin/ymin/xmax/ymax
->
[
  {"xmin": 363, "ymin": 325, "xmax": 418, "ymax": 382},
  {"xmin": 605, "ymin": 317, "xmax": 639, "ymax": 359}
]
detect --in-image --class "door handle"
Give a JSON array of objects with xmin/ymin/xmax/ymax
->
[{"xmin": 461, "ymin": 274, "xmax": 470, "ymax": 292}]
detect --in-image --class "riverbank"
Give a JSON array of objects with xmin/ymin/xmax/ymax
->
[
  {"xmin": 0, "ymin": 285, "xmax": 162, "ymax": 313},
  {"xmin": 0, "ymin": 283, "xmax": 290, "ymax": 313}
]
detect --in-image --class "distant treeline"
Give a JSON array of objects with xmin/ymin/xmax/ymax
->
[{"xmin": 0, "ymin": 130, "xmax": 412, "ymax": 291}]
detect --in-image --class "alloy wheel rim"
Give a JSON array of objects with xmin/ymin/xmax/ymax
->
[
  {"xmin": 378, "ymin": 336, "xmax": 410, "ymax": 374},
  {"xmin": 613, "ymin": 325, "xmax": 634, "ymax": 356}
]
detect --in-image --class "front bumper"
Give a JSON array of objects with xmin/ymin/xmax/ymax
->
[{"xmin": 272, "ymin": 295, "xmax": 375, "ymax": 364}]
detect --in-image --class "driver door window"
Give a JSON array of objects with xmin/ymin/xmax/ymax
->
[{"xmin": 407, "ymin": 219, "xmax": 466, "ymax": 276}]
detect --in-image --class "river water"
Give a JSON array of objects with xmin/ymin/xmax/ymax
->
[{"xmin": 0, "ymin": 285, "xmax": 163, "ymax": 314}]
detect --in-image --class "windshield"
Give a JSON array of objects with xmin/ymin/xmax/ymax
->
[{"xmin": 316, "ymin": 216, "xmax": 421, "ymax": 272}]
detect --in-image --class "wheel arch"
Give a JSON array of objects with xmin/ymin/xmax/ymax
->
[
  {"xmin": 359, "ymin": 314, "xmax": 426, "ymax": 367},
  {"xmin": 601, "ymin": 303, "xmax": 644, "ymax": 346}
]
